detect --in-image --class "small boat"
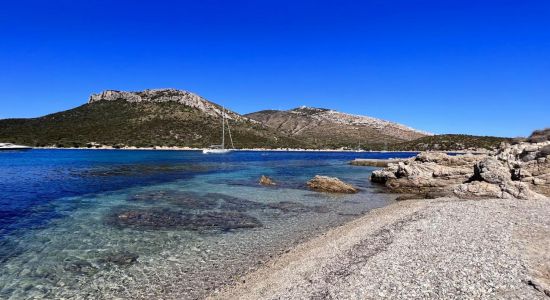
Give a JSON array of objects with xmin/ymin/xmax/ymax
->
[
  {"xmin": 202, "ymin": 106, "xmax": 235, "ymax": 154},
  {"xmin": 202, "ymin": 147, "xmax": 233, "ymax": 154},
  {"xmin": 0, "ymin": 143, "xmax": 32, "ymax": 151}
]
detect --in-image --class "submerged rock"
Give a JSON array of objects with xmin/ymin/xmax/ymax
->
[
  {"xmin": 259, "ymin": 175, "xmax": 276, "ymax": 186},
  {"xmin": 128, "ymin": 190, "xmax": 218, "ymax": 210},
  {"xmin": 106, "ymin": 208, "xmax": 262, "ymax": 231},
  {"xmin": 99, "ymin": 251, "xmax": 139, "ymax": 266},
  {"xmin": 64, "ymin": 260, "xmax": 98, "ymax": 275},
  {"xmin": 307, "ymin": 175, "xmax": 358, "ymax": 194},
  {"xmin": 267, "ymin": 201, "xmax": 328, "ymax": 213},
  {"xmin": 210, "ymin": 193, "xmax": 267, "ymax": 211}
]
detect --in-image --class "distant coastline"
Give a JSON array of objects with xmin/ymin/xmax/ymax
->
[{"xmin": 32, "ymin": 146, "xmax": 473, "ymax": 154}]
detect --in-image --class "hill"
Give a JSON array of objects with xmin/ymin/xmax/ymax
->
[
  {"xmin": 245, "ymin": 106, "xmax": 430, "ymax": 149},
  {"xmin": 386, "ymin": 134, "xmax": 511, "ymax": 151},
  {"xmin": 0, "ymin": 89, "xmax": 307, "ymax": 149},
  {"xmin": 0, "ymin": 89, "xmax": 510, "ymax": 151}
]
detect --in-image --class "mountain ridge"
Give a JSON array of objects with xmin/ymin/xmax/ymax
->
[
  {"xmin": 88, "ymin": 89, "xmax": 245, "ymax": 120},
  {"xmin": 0, "ymin": 88, "xmax": 506, "ymax": 150},
  {"xmin": 245, "ymin": 106, "xmax": 430, "ymax": 148}
]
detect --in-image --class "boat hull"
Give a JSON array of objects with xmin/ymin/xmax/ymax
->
[
  {"xmin": 0, "ymin": 144, "xmax": 32, "ymax": 151},
  {"xmin": 202, "ymin": 149, "xmax": 233, "ymax": 154}
]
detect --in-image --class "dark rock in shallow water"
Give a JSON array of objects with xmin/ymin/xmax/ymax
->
[
  {"xmin": 99, "ymin": 251, "xmax": 139, "ymax": 266},
  {"xmin": 210, "ymin": 193, "xmax": 267, "ymax": 211},
  {"xmin": 267, "ymin": 201, "xmax": 328, "ymax": 214},
  {"xmin": 64, "ymin": 260, "xmax": 97, "ymax": 275},
  {"xmin": 106, "ymin": 208, "xmax": 262, "ymax": 231},
  {"xmin": 128, "ymin": 190, "xmax": 219, "ymax": 210},
  {"xmin": 77, "ymin": 164, "xmax": 211, "ymax": 178}
]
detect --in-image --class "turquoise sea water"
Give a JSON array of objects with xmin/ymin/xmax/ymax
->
[{"xmin": 0, "ymin": 149, "xmax": 416, "ymax": 299}]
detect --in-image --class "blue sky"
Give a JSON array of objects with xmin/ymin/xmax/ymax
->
[{"xmin": 0, "ymin": 0, "xmax": 548, "ymax": 137}]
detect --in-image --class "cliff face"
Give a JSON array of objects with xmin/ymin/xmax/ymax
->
[{"xmin": 246, "ymin": 106, "xmax": 430, "ymax": 147}]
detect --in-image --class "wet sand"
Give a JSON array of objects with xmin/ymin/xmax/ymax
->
[{"xmin": 209, "ymin": 197, "xmax": 550, "ymax": 299}]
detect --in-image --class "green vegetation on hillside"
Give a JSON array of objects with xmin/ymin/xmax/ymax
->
[
  {"xmin": 384, "ymin": 134, "xmax": 510, "ymax": 151},
  {"xmin": 0, "ymin": 101, "xmax": 307, "ymax": 149},
  {"xmin": 0, "ymin": 101, "xmax": 511, "ymax": 151}
]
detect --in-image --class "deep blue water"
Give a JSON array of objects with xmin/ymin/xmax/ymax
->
[
  {"xmin": 0, "ymin": 149, "xmax": 416, "ymax": 299},
  {"xmin": 0, "ymin": 149, "xmax": 416, "ymax": 238}
]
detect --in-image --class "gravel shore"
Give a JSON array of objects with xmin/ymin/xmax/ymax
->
[{"xmin": 209, "ymin": 197, "xmax": 550, "ymax": 299}]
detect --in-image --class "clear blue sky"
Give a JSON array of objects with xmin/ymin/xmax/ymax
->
[{"xmin": 1, "ymin": 0, "xmax": 549, "ymax": 137}]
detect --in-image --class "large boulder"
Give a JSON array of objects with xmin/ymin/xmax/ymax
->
[
  {"xmin": 472, "ymin": 157, "xmax": 511, "ymax": 184},
  {"xmin": 454, "ymin": 181, "xmax": 504, "ymax": 199},
  {"xmin": 454, "ymin": 181, "xmax": 547, "ymax": 200},
  {"xmin": 307, "ymin": 175, "xmax": 358, "ymax": 194}
]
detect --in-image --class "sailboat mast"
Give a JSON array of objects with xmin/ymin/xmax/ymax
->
[{"xmin": 221, "ymin": 106, "xmax": 225, "ymax": 149}]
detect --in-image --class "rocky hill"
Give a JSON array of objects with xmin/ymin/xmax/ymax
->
[
  {"xmin": 0, "ymin": 89, "xmax": 511, "ymax": 150},
  {"xmin": 0, "ymin": 89, "xmax": 305, "ymax": 149},
  {"xmin": 245, "ymin": 106, "xmax": 430, "ymax": 148},
  {"xmin": 88, "ymin": 89, "xmax": 244, "ymax": 120}
]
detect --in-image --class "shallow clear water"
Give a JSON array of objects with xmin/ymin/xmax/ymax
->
[{"xmin": 0, "ymin": 149, "xmax": 416, "ymax": 299}]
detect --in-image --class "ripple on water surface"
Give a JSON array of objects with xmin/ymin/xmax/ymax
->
[{"xmin": 0, "ymin": 150, "xmax": 408, "ymax": 299}]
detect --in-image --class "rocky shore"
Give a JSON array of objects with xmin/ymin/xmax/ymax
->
[
  {"xmin": 210, "ymin": 129, "xmax": 550, "ymax": 299},
  {"xmin": 370, "ymin": 138, "xmax": 550, "ymax": 200}
]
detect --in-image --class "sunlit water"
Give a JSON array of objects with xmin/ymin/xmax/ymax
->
[{"xmin": 0, "ymin": 149, "xmax": 416, "ymax": 299}]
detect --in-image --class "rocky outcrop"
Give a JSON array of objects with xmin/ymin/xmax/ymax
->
[
  {"xmin": 350, "ymin": 158, "xmax": 407, "ymax": 167},
  {"xmin": 89, "ymin": 89, "xmax": 243, "ymax": 120},
  {"xmin": 307, "ymin": 175, "xmax": 358, "ymax": 194},
  {"xmin": 371, "ymin": 152, "xmax": 484, "ymax": 194},
  {"xmin": 455, "ymin": 141, "xmax": 550, "ymax": 200},
  {"xmin": 259, "ymin": 175, "xmax": 276, "ymax": 186},
  {"xmin": 371, "ymin": 139, "xmax": 550, "ymax": 200}
]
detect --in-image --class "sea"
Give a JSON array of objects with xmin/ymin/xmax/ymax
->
[{"xmin": 0, "ymin": 149, "xmax": 416, "ymax": 299}]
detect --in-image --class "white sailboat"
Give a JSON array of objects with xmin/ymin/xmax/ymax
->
[{"xmin": 202, "ymin": 106, "xmax": 235, "ymax": 154}]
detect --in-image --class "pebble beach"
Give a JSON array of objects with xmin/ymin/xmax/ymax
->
[{"xmin": 211, "ymin": 197, "xmax": 550, "ymax": 299}]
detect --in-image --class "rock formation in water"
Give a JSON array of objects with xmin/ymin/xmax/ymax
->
[
  {"xmin": 259, "ymin": 175, "xmax": 276, "ymax": 186},
  {"xmin": 307, "ymin": 175, "xmax": 358, "ymax": 194},
  {"xmin": 371, "ymin": 132, "xmax": 550, "ymax": 200}
]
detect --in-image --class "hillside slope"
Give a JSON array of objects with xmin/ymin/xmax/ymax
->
[
  {"xmin": 0, "ymin": 90, "xmax": 307, "ymax": 149},
  {"xmin": 387, "ymin": 134, "xmax": 510, "ymax": 151},
  {"xmin": 245, "ymin": 106, "xmax": 430, "ymax": 148}
]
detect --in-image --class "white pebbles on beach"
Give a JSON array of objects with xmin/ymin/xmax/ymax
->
[{"xmin": 211, "ymin": 197, "xmax": 550, "ymax": 299}]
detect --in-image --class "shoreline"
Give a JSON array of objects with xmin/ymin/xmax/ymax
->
[
  {"xmin": 29, "ymin": 146, "xmax": 477, "ymax": 154},
  {"xmin": 209, "ymin": 197, "xmax": 550, "ymax": 299}
]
